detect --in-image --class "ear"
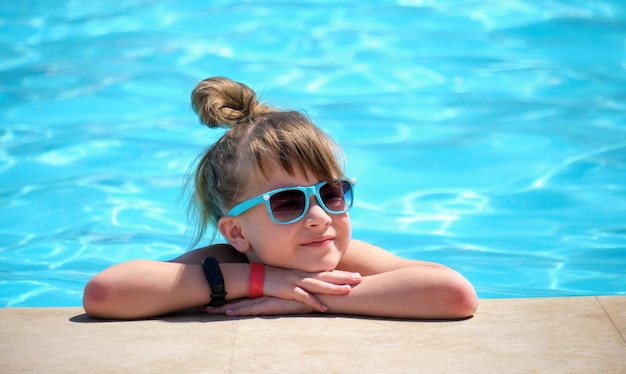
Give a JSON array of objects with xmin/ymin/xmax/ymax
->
[{"xmin": 217, "ymin": 217, "xmax": 250, "ymax": 253}]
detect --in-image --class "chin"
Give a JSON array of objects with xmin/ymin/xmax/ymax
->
[{"xmin": 302, "ymin": 255, "xmax": 342, "ymax": 273}]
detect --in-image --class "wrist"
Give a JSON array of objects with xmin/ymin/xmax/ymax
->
[
  {"xmin": 201, "ymin": 257, "xmax": 227, "ymax": 307},
  {"xmin": 249, "ymin": 262, "xmax": 265, "ymax": 298}
]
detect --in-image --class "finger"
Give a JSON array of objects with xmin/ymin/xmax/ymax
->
[
  {"xmin": 224, "ymin": 305, "xmax": 258, "ymax": 317},
  {"xmin": 314, "ymin": 270, "xmax": 362, "ymax": 285},
  {"xmin": 224, "ymin": 297, "xmax": 314, "ymax": 317},
  {"xmin": 291, "ymin": 287, "xmax": 328, "ymax": 313},
  {"xmin": 201, "ymin": 298, "xmax": 256, "ymax": 314},
  {"xmin": 201, "ymin": 305, "xmax": 228, "ymax": 314},
  {"xmin": 263, "ymin": 267, "xmax": 336, "ymax": 306},
  {"xmin": 223, "ymin": 298, "xmax": 276, "ymax": 316},
  {"xmin": 299, "ymin": 278, "xmax": 353, "ymax": 295}
]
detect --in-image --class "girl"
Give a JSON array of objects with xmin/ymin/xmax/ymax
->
[{"xmin": 83, "ymin": 77, "xmax": 477, "ymax": 320}]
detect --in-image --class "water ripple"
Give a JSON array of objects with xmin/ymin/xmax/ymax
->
[{"xmin": 1, "ymin": 0, "xmax": 625, "ymax": 305}]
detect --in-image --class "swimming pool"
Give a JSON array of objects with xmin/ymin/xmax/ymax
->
[{"xmin": 1, "ymin": 0, "xmax": 625, "ymax": 307}]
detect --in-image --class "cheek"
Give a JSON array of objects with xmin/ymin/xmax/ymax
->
[
  {"xmin": 334, "ymin": 214, "xmax": 352, "ymax": 245},
  {"xmin": 240, "ymin": 208, "xmax": 276, "ymax": 232},
  {"xmin": 338, "ymin": 213, "xmax": 351, "ymax": 233},
  {"xmin": 246, "ymin": 221, "xmax": 297, "ymax": 251}
]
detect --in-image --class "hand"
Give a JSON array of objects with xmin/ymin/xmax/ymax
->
[
  {"xmin": 263, "ymin": 267, "xmax": 362, "ymax": 312},
  {"xmin": 201, "ymin": 296, "xmax": 315, "ymax": 317}
]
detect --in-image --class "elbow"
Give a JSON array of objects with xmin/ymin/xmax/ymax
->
[
  {"xmin": 83, "ymin": 275, "xmax": 120, "ymax": 319},
  {"xmin": 444, "ymin": 277, "xmax": 478, "ymax": 319}
]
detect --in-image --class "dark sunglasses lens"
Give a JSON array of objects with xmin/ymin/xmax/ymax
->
[
  {"xmin": 320, "ymin": 181, "xmax": 352, "ymax": 212},
  {"xmin": 269, "ymin": 189, "xmax": 306, "ymax": 222}
]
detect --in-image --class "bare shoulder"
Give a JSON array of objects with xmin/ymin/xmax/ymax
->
[
  {"xmin": 337, "ymin": 239, "xmax": 406, "ymax": 275},
  {"xmin": 169, "ymin": 244, "xmax": 247, "ymax": 264},
  {"xmin": 338, "ymin": 239, "xmax": 446, "ymax": 275}
]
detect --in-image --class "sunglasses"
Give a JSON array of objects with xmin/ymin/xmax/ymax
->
[{"xmin": 226, "ymin": 178, "xmax": 355, "ymax": 224}]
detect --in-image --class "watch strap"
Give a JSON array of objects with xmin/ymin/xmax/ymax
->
[{"xmin": 201, "ymin": 257, "xmax": 227, "ymax": 307}]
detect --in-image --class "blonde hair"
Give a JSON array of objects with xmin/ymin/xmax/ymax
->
[{"xmin": 188, "ymin": 77, "xmax": 345, "ymax": 245}]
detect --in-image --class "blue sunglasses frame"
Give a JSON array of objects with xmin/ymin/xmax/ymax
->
[{"xmin": 226, "ymin": 178, "xmax": 356, "ymax": 224}]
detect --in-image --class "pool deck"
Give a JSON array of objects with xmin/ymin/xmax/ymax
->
[{"xmin": 1, "ymin": 296, "xmax": 624, "ymax": 373}]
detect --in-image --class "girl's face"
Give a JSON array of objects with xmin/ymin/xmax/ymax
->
[{"xmin": 223, "ymin": 163, "xmax": 352, "ymax": 272}]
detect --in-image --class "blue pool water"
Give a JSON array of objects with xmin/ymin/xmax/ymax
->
[{"xmin": 1, "ymin": 1, "xmax": 625, "ymax": 307}]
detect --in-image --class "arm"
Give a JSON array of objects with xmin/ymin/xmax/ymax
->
[
  {"xmin": 83, "ymin": 259, "xmax": 247, "ymax": 319},
  {"xmin": 321, "ymin": 239, "xmax": 478, "ymax": 319},
  {"xmin": 318, "ymin": 266, "xmax": 477, "ymax": 319},
  {"xmin": 204, "ymin": 240, "xmax": 478, "ymax": 319},
  {"xmin": 83, "ymin": 245, "xmax": 361, "ymax": 320}
]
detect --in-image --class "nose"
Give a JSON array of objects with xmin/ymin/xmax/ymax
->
[{"xmin": 304, "ymin": 195, "xmax": 332, "ymax": 227}]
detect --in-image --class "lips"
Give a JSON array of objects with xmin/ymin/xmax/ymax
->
[{"xmin": 301, "ymin": 236, "xmax": 335, "ymax": 246}]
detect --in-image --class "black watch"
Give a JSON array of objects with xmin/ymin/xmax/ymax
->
[{"xmin": 201, "ymin": 257, "xmax": 227, "ymax": 307}]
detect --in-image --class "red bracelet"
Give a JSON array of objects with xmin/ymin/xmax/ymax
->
[{"xmin": 249, "ymin": 262, "xmax": 265, "ymax": 298}]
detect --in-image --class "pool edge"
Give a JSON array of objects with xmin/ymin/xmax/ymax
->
[{"xmin": 1, "ymin": 296, "xmax": 625, "ymax": 372}]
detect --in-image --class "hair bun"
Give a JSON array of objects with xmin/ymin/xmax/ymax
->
[{"xmin": 191, "ymin": 76, "xmax": 271, "ymax": 128}]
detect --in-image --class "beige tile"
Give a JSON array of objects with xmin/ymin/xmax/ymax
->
[
  {"xmin": 1, "ymin": 298, "xmax": 625, "ymax": 373},
  {"xmin": 230, "ymin": 315, "xmax": 431, "ymax": 373},
  {"xmin": 598, "ymin": 296, "xmax": 626, "ymax": 342},
  {"xmin": 468, "ymin": 297, "xmax": 626, "ymax": 373},
  {"xmin": 229, "ymin": 297, "xmax": 626, "ymax": 373},
  {"xmin": 0, "ymin": 308, "xmax": 238, "ymax": 373}
]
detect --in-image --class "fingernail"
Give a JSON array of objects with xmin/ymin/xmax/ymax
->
[{"xmin": 352, "ymin": 272, "xmax": 362, "ymax": 280}]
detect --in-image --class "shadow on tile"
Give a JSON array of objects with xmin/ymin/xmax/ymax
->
[{"xmin": 69, "ymin": 309, "xmax": 473, "ymax": 324}]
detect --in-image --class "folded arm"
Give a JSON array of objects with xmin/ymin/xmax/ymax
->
[
  {"xmin": 202, "ymin": 240, "xmax": 478, "ymax": 319},
  {"xmin": 82, "ymin": 245, "xmax": 360, "ymax": 319},
  {"xmin": 321, "ymin": 239, "xmax": 478, "ymax": 319}
]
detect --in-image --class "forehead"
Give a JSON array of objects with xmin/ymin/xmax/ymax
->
[{"xmin": 249, "ymin": 160, "xmax": 318, "ymax": 194}]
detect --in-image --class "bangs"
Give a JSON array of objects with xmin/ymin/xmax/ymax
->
[{"xmin": 241, "ymin": 111, "xmax": 344, "ymax": 184}]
